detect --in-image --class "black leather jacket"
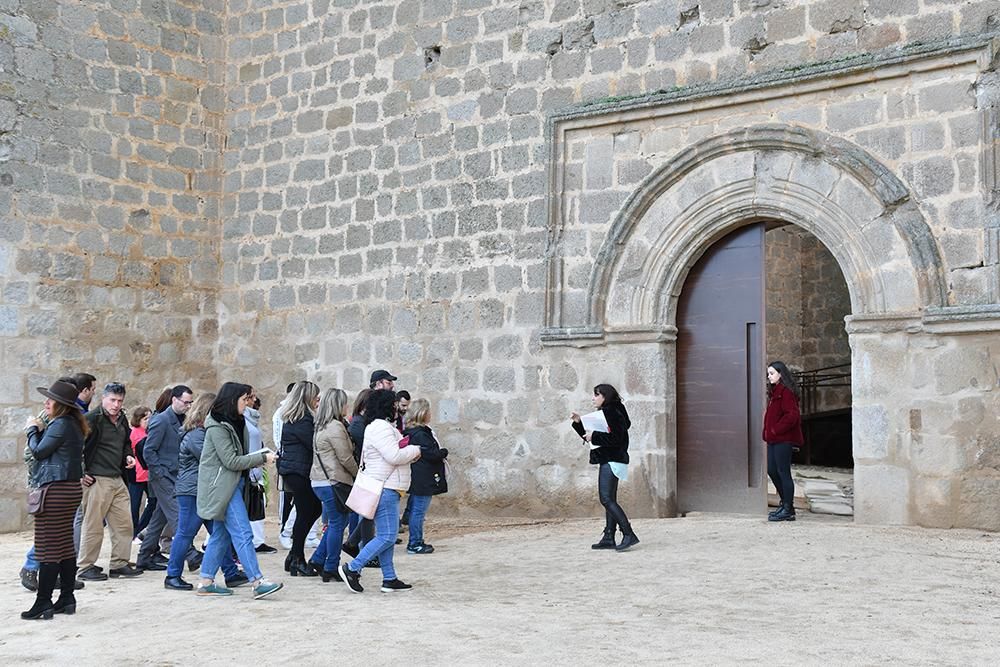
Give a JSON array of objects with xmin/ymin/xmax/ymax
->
[{"xmin": 27, "ymin": 415, "xmax": 85, "ymax": 487}]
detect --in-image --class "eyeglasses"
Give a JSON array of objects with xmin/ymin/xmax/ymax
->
[
  {"xmin": 180, "ymin": 400, "xmax": 194, "ymax": 406},
  {"xmin": 104, "ymin": 382, "xmax": 126, "ymax": 394}
]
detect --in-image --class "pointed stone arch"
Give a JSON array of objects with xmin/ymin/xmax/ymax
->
[{"xmin": 585, "ymin": 125, "xmax": 947, "ymax": 334}]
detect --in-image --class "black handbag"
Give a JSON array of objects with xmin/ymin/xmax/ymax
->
[{"xmin": 244, "ymin": 480, "xmax": 266, "ymax": 521}]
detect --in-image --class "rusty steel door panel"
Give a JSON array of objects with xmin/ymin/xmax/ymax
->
[{"xmin": 677, "ymin": 223, "xmax": 766, "ymax": 514}]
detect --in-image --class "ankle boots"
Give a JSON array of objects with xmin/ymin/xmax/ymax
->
[
  {"xmin": 768, "ymin": 502, "xmax": 796, "ymax": 522},
  {"xmin": 21, "ymin": 563, "xmax": 59, "ymax": 620},
  {"xmin": 591, "ymin": 529, "xmax": 640, "ymax": 551},
  {"xmin": 53, "ymin": 558, "xmax": 78, "ymax": 614},
  {"xmin": 288, "ymin": 555, "xmax": 318, "ymax": 577},
  {"xmin": 615, "ymin": 532, "xmax": 640, "ymax": 551},
  {"xmin": 592, "ymin": 530, "xmax": 617, "ymax": 550}
]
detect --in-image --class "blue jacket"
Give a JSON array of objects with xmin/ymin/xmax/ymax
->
[
  {"xmin": 27, "ymin": 416, "xmax": 84, "ymax": 487},
  {"xmin": 144, "ymin": 407, "xmax": 184, "ymax": 482},
  {"xmin": 174, "ymin": 427, "xmax": 205, "ymax": 497}
]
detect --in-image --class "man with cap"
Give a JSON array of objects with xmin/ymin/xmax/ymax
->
[
  {"xmin": 369, "ymin": 369, "xmax": 396, "ymax": 391},
  {"xmin": 77, "ymin": 382, "xmax": 142, "ymax": 580}
]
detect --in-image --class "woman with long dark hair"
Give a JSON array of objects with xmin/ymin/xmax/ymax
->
[
  {"xmin": 572, "ymin": 383, "xmax": 638, "ymax": 552},
  {"xmin": 764, "ymin": 361, "xmax": 803, "ymax": 522},
  {"xmin": 22, "ymin": 380, "xmax": 88, "ymax": 619},
  {"xmin": 196, "ymin": 382, "xmax": 282, "ymax": 599},
  {"xmin": 340, "ymin": 389, "xmax": 421, "ymax": 593},
  {"xmin": 165, "ymin": 393, "xmax": 245, "ymax": 591}
]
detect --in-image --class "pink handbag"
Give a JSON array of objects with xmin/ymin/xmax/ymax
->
[{"xmin": 345, "ymin": 470, "xmax": 384, "ymax": 519}]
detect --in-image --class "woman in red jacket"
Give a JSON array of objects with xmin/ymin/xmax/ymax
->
[{"xmin": 763, "ymin": 361, "xmax": 803, "ymax": 522}]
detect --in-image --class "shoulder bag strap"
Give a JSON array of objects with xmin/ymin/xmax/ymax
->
[{"xmin": 314, "ymin": 448, "xmax": 333, "ymax": 482}]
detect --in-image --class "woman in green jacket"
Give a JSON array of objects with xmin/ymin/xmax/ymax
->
[{"xmin": 196, "ymin": 382, "xmax": 282, "ymax": 599}]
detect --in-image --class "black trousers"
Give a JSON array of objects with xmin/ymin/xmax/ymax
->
[
  {"xmin": 598, "ymin": 463, "xmax": 632, "ymax": 536},
  {"xmin": 767, "ymin": 443, "xmax": 795, "ymax": 506},
  {"xmin": 281, "ymin": 473, "xmax": 322, "ymax": 558}
]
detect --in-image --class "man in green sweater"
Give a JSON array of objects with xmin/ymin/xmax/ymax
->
[{"xmin": 77, "ymin": 383, "xmax": 143, "ymax": 581}]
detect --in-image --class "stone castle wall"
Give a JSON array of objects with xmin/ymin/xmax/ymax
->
[
  {"xmin": 215, "ymin": 0, "xmax": 1000, "ymax": 525},
  {"xmin": 3, "ymin": 0, "xmax": 1000, "ymax": 530},
  {"xmin": 0, "ymin": 0, "xmax": 227, "ymax": 529},
  {"xmin": 765, "ymin": 225, "xmax": 803, "ymax": 367}
]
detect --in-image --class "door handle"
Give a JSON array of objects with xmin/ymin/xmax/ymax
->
[{"xmin": 746, "ymin": 321, "xmax": 760, "ymax": 488}]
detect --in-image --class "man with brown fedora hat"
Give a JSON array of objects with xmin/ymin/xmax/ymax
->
[{"xmin": 78, "ymin": 382, "xmax": 142, "ymax": 581}]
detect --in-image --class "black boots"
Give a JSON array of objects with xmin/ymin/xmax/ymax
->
[
  {"xmin": 53, "ymin": 558, "xmax": 78, "ymax": 615},
  {"xmin": 288, "ymin": 555, "xmax": 318, "ymax": 577},
  {"xmin": 616, "ymin": 533, "xmax": 640, "ymax": 551},
  {"xmin": 21, "ymin": 562, "xmax": 58, "ymax": 620},
  {"xmin": 593, "ymin": 528, "xmax": 640, "ymax": 551},
  {"xmin": 592, "ymin": 529, "xmax": 616, "ymax": 550},
  {"xmin": 768, "ymin": 502, "xmax": 796, "ymax": 522}
]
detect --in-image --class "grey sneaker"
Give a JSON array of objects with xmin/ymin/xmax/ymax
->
[
  {"xmin": 20, "ymin": 567, "xmax": 38, "ymax": 592},
  {"xmin": 252, "ymin": 579, "xmax": 283, "ymax": 600}
]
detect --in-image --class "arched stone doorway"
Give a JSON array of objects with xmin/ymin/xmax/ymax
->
[{"xmin": 545, "ymin": 125, "xmax": 948, "ymax": 523}]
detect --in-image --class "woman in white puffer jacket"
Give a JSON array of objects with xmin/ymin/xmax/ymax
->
[{"xmin": 340, "ymin": 390, "xmax": 421, "ymax": 594}]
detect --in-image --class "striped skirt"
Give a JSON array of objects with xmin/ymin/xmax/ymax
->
[{"xmin": 34, "ymin": 480, "xmax": 82, "ymax": 563}]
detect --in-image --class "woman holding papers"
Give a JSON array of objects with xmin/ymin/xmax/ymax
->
[
  {"xmin": 763, "ymin": 361, "xmax": 803, "ymax": 522},
  {"xmin": 572, "ymin": 384, "xmax": 638, "ymax": 552}
]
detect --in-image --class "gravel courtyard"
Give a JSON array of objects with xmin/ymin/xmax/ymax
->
[{"xmin": 1, "ymin": 513, "xmax": 998, "ymax": 665}]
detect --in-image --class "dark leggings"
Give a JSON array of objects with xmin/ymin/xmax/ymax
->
[
  {"xmin": 128, "ymin": 481, "xmax": 157, "ymax": 537},
  {"xmin": 598, "ymin": 463, "xmax": 632, "ymax": 536},
  {"xmin": 282, "ymin": 473, "xmax": 322, "ymax": 558},
  {"xmin": 280, "ymin": 491, "xmax": 294, "ymax": 532},
  {"xmin": 767, "ymin": 442, "xmax": 795, "ymax": 505}
]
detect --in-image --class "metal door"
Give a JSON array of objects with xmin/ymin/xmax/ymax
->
[{"xmin": 676, "ymin": 224, "xmax": 766, "ymax": 514}]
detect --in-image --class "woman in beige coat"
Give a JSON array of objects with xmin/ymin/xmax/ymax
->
[
  {"xmin": 340, "ymin": 389, "xmax": 421, "ymax": 594},
  {"xmin": 307, "ymin": 388, "xmax": 358, "ymax": 581}
]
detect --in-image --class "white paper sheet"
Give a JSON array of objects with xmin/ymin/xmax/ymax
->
[{"xmin": 581, "ymin": 410, "xmax": 609, "ymax": 433}]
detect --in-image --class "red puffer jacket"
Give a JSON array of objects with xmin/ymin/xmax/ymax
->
[{"xmin": 762, "ymin": 382, "xmax": 803, "ymax": 445}]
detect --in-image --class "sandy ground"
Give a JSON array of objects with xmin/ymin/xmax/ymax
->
[{"xmin": 1, "ymin": 512, "xmax": 999, "ymax": 665}]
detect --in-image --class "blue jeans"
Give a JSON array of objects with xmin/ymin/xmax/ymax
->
[
  {"xmin": 309, "ymin": 484, "xmax": 349, "ymax": 572},
  {"xmin": 24, "ymin": 545, "xmax": 38, "ymax": 571},
  {"xmin": 348, "ymin": 488, "xmax": 400, "ymax": 581},
  {"xmin": 169, "ymin": 495, "xmax": 238, "ymax": 579},
  {"xmin": 407, "ymin": 495, "xmax": 433, "ymax": 547},
  {"xmin": 200, "ymin": 480, "xmax": 262, "ymax": 583}
]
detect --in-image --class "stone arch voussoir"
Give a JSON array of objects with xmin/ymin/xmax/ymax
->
[{"xmin": 592, "ymin": 124, "xmax": 947, "ymax": 331}]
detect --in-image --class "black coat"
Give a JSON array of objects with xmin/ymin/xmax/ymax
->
[
  {"xmin": 572, "ymin": 402, "xmax": 631, "ymax": 465},
  {"xmin": 347, "ymin": 414, "xmax": 365, "ymax": 462},
  {"xmin": 277, "ymin": 414, "xmax": 314, "ymax": 478},
  {"xmin": 403, "ymin": 425, "xmax": 448, "ymax": 496}
]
